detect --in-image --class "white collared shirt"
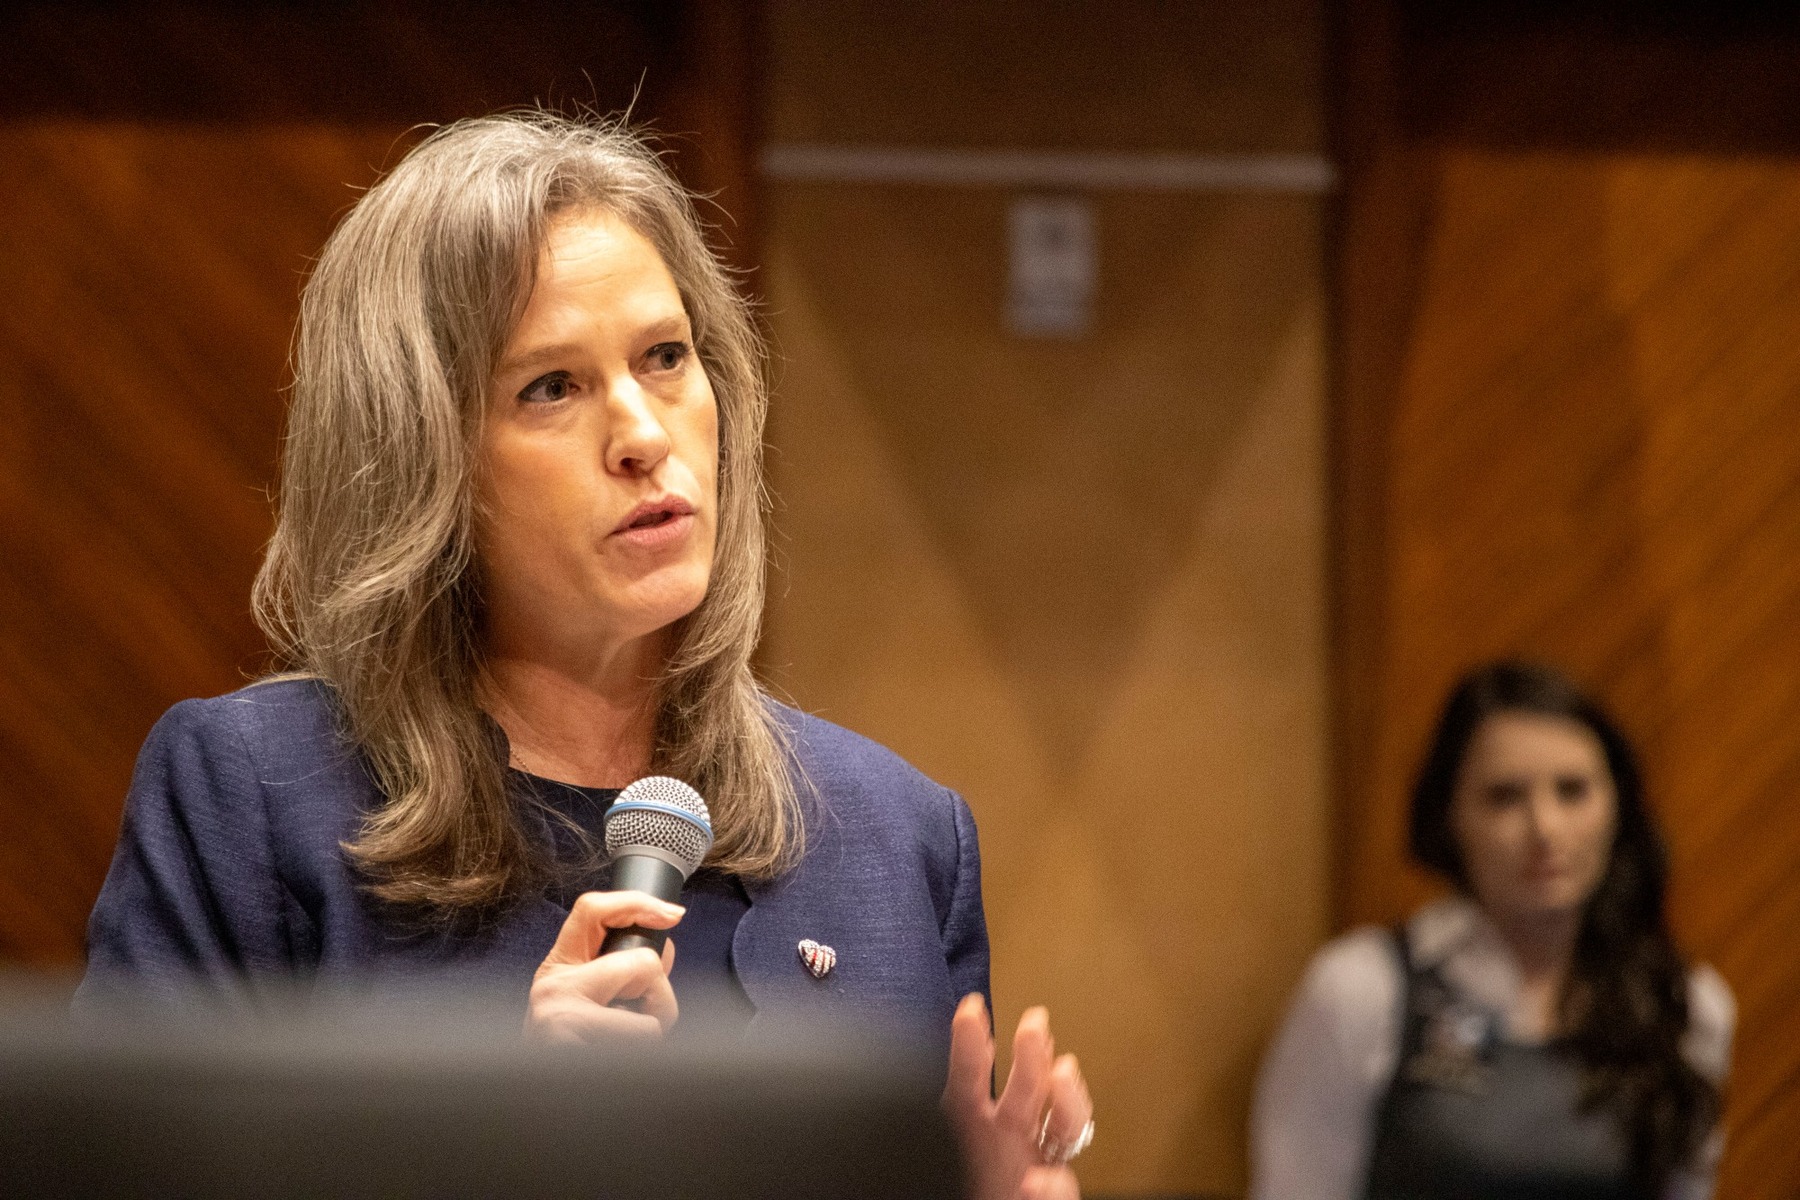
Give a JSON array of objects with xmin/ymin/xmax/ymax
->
[{"xmin": 1248, "ymin": 895, "xmax": 1735, "ymax": 1200}]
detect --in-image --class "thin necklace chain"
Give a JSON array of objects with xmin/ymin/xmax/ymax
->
[{"xmin": 509, "ymin": 742, "xmax": 623, "ymax": 800}]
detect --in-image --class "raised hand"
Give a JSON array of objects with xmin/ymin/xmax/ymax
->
[{"xmin": 945, "ymin": 993, "xmax": 1094, "ymax": 1200}]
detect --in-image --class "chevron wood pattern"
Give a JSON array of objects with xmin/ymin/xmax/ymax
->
[
  {"xmin": 1339, "ymin": 5, "xmax": 1800, "ymax": 1195},
  {"xmin": 0, "ymin": 2, "xmax": 753, "ymax": 967}
]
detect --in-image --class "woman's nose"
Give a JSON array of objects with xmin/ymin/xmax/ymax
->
[
  {"xmin": 604, "ymin": 379, "xmax": 672, "ymax": 476},
  {"xmin": 1525, "ymin": 788, "xmax": 1561, "ymax": 842}
]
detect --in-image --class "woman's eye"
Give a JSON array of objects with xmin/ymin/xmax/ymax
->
[
  {"xmin": 518, "ymin": 372, "xmax": 574, "ymax": 404},
  {"xmin": 1556, "ymin": 776, "xmax": 1591, "ymax": 802},
  {"xmin": 1483, "ymin": 781, "xmax": 1528, "ymax": 808},
  {"xmin": 647, "ymin": 341, "xmax": 691, "ymax": 372}
]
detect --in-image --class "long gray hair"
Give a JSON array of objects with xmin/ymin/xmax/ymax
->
[{"xmin": 253, "ymin": 112, "xmax": 799, "ymax": 910}]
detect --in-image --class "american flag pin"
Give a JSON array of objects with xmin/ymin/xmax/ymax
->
[{"xmin": 797, "ymin": 938, "xmax": 837, "ymax": 979}]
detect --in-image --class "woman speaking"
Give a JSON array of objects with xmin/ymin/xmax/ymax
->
[{"xmin": 78, "ymin": 112, "xmax": 1091, "ymax": 1200}]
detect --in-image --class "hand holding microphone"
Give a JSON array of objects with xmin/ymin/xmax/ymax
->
[
  {"xmin": 524, "ymin": 777, "xmax": 714, "ymax": 1043},
  {"xmin": 597, "ymin": 777, "xmax": 714, "ymax": 956}
]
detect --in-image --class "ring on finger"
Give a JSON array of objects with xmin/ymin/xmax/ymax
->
[{"xmin": 1037, "ymin": 1110, "xmax": 1095, "ymax": 1165}]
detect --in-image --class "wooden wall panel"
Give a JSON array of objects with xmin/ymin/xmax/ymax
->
[
  {"xmin": 1337, "ymin": 5, "xmax": 1800, "ymax": 1195},
  {"xmin": 0, "ymin": 1, "xmax": 755, "ymax": 967},
  {"xmin": 0, "ymin": 124, "xmax": 397, "ymax": 963},
  {"xmin": 761, "ymin": 3, "xmax": 1328, "ymax": 1195}
]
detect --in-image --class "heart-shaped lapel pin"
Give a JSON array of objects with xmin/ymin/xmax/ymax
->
[{"xmin": 797, "ymin": 938, "xmax": 837, "ymax": 980}]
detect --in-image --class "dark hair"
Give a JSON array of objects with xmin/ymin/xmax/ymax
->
[{"xmin": 1409, "ymin": 660, "xmax": 1719, "ymax": 1192}]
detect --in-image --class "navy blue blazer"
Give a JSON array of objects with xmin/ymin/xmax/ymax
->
[{"xmin": 78, "ymin": 679, "xmax": 990, "ymax": 1048}]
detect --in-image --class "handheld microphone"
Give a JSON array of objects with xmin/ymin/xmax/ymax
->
[{"xmin": 599, "ymin": 776, "xmax": 713, "ymax": 956}]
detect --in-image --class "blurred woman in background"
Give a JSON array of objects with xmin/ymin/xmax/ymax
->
[
  {"xmin": 78, "ymin": 112, "xmax": 1090, "ymax": 1200},
  {"xmin": 1251, "ymin": 660, "xmax": 1732, "ymax": 1200}
]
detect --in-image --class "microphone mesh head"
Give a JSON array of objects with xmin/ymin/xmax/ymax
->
[{"xmin": 603, "ymin": 776, "xmax": 713, "ymax": 875}]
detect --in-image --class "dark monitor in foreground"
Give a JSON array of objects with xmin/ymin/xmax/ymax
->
[{"xmin": 0, "ymin": 987, "xmax": 964, "ymax": 1199}]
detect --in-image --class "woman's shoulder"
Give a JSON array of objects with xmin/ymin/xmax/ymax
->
[
  {"xmin": 150, "ymin": 676, "xmax": 348, "ymax": 763},
  {"xmin": 761, "ymin": 699, "xmax": 976, "ymax": 870},
  {"xmin": 765, "ymin": 699, "xmax": 960, "ymax": 809},
  {"xmin": 1684, "ymin": 961, "xmax": 1736, "ymax": 1081},
  {"xmin": 1296, "ymin": 924, "xmax": 1406, "ymax": 1012},
  {"xmin": 1265, "ymin": 924, "xmax": 1407, "ymax": 1085},
  {"xmin": 167, "ymin": 674, "xmax": 340, "ymax": 722},
  {"xmin": 139, "ymin": 676, "xmax": 371, "ymax": 815}
]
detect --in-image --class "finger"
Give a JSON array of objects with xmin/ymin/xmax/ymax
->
[
  {"xmin": 1043, "ymin": 1053, "xmax": 1092, "ymax": 1144},
  {"xmin": 543, "ymin": 891, "xmax": 685, "ymax": 967},
  {"xmin": 624, "ymin": 952, "xmax": 680, "ymax": 1031},
  {"xmin": 661, "ymin": 937, "xmax": 677, "ymax": 975},
  {"xmin": 995, "ymin": 1005, "xmax": 1054, "ymax": 1133},
  {"xmin": 943, "ymin": 992, "xmax": 996, "ymax": 1118},
  {"xmin": 529, "ymin": 1000, "xmax": 666, "ymax": 1044},
  {"xmin": 534, "ymin": 945, "xmax": 679, "ymax": 1029},
  {"xmin": 1020, "ymin": 1165, "xmax": 1082, "ymax": 1200}
]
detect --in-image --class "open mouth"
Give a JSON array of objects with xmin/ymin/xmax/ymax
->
[{"xmin": 614, "ymin": 496, "xmax": 697, "ymax": 537}]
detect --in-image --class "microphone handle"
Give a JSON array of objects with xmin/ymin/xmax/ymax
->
[{"xmin": 599, "ymin": 852, "xmax": 687, "ymax": 956}]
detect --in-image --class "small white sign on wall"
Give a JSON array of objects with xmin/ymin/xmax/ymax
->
[{"xmin": 1006, "ymin": 194, "xmax": 1095, "ymax": 338}]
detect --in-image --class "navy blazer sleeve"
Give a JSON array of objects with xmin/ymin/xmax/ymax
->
[
  {"xmin": 79, "ymin": 698, "xmax": 300, "ymax": 1009},
  {"xmin": 942, "ymin": 788, "xmax": 990, "ymax": 1009}
]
